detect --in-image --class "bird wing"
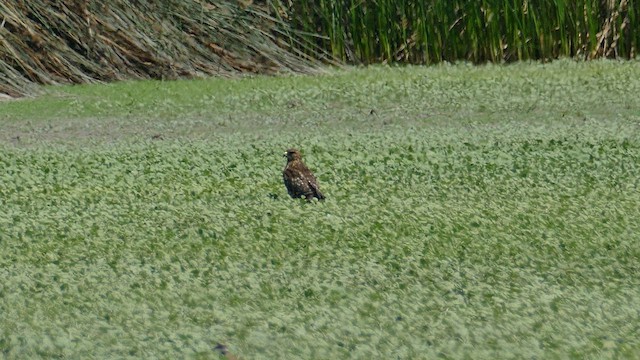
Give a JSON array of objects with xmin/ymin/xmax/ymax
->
[
  {"xmin": 283, "ymin": 167, "xmax": 310, "ymax": 197},
  {"xmin": 308, "ymin": 179, "xmax": 325, "ymax": 200},
  {"xmin": 302, "ymin": 170, "xmax": 324, "ymax": 200}
]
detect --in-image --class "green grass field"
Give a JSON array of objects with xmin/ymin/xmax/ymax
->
[{"xmin": 1, "ymin": 60, "xmax": 640, "ymax": 359}]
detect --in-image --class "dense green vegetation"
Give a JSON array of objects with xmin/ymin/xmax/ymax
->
[
  {"xmin": 1, "ymin": 60, "xmax": 640, "ymax": 358},
  {"xmin": 283, "ymin": 0, "xmax": 638, "ymax": 63}
]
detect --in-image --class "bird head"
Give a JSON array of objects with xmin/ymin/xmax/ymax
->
[{"xmin": 284, "ymin": 148, "xmax": 302, "ymax": 161}]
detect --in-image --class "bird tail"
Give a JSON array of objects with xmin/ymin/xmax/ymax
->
[{"xmin": 310, "ymin": 184, "xmax": 325, "ymax": 200}]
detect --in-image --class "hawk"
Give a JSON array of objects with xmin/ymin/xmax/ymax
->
[{"xmin": 283, "ymin": 148, "xmax": 325, "ymax": 201}]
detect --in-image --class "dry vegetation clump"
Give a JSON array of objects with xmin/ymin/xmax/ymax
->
[{"xmin": 0, "ymin": 0, "xmax": 326, "ymax": 97}]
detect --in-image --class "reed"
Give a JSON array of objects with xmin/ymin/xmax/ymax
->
[{"xmin": 274, "ymin": 0, "xmax": 638, "ymax": 64}]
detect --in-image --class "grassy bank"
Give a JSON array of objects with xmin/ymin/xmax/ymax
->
[{"xmin": 1, "ymin": 60, "xmax": 640, "ymax": 358}]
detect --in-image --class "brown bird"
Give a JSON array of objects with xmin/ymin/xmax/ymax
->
[{"xmin": 283, "ymin": 148, "xmax": 325, "ymax": 201}]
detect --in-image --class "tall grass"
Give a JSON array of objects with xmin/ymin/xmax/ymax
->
[
  {"xmin": 1, "ymin": 0, "xmax": 637, "ymax": 97},
  {"xmin": 272, "ymin": 0, "xmax": 638, "ymax": 64}
]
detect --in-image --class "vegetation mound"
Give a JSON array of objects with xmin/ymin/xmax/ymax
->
[{"xmin": 0, "ymin": 1, "xmax": 324, "ymax": 97}]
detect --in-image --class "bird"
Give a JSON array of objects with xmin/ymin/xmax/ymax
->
[{"xmin": 282, "ymin": 148, "xmax": 325, "ymax": 201}]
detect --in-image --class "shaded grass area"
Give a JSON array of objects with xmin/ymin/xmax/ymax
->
[{"xmin": 1, "ymin": 60, "xmax": 640, "ymax": 358}]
